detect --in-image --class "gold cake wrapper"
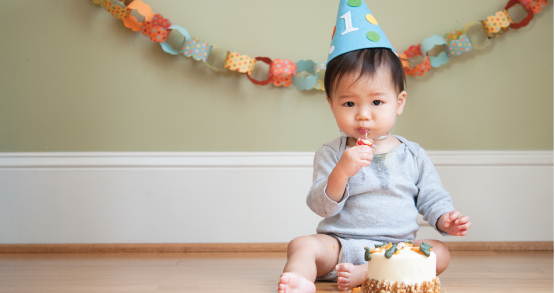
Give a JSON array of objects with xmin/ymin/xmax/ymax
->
[{"xmin": 361, "ymin": 277, "xmax": 440, "ymax": 293}]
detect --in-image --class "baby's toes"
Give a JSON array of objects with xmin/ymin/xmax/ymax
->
[
  {"xmin": 337, "ymin": 270, "xmax": 351, "ymax": 279},
  {"xmin": 336, "ymin": 263, "xmax": 355, "ymax": 290},
  {"xmin": 337, "ymin": 277, "xmax": 351, "ymax": 290},
  {"xmin": 277, "ymin": 273, "xmax": 290, "ymax": 292}
]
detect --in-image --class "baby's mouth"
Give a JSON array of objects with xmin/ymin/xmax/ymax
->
[{"xmin": 357, "ymin": 127, "xmax": 369, "ymax": 134}]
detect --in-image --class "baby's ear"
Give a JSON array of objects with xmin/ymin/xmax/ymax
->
[{"xmin": 396, "ymin": 91, "xmax": 407, "ymax": 115}]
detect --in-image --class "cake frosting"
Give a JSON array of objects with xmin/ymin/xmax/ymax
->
[{"xmin": 361, "ymin": 241, "xmax": 440, "ymax": 293}]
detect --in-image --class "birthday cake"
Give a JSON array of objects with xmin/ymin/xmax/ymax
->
[{"xmin": 361, "ymin": 241, "xmax": 440, "ymax": 293}]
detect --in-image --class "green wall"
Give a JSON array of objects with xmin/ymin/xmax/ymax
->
[{"xmin": 0, "ymin": 0, "xmax": 552, "ymax": 152}]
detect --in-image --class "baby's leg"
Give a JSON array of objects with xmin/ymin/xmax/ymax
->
[
  {"xmin": 414, "ymin": 239, "xmax": 450, "ymax": 275},
  {"xmin": 278, "ymin": 234, "xmax": 341, "ymax": 293}
]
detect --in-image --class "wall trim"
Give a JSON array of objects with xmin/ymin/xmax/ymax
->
[
  {"xmin": 0, "ymin": 242, "xmax": 552, "ymax": 253},
  {"xmin": 0, "ymin": 151, "xmax": 552, "ymax": 168}
]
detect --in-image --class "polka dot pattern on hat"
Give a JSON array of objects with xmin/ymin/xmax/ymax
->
[
  {"xmin": 366, "ymin": 31, "xmax": 380, "ymax": 42},
  {"xmin": 365, "ymin": 14, "xmax": 378, "ymax": 25},
  {"xmin": 348, "ymin": 0, "xmax": 362, "ymax": 7}
]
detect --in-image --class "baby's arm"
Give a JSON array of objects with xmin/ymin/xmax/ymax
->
[
  {"xmin": 413, "ymin": 147, "xmax": 473, "ymax": 236},
  {"xmin": 306, "ymin": 142, "xmax": 373, "ymax": 217},
  {"xmin": 326, "ymin": 144, "xmax": 373, "ymax": 202}
]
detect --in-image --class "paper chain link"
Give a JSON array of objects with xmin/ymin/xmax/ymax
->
[{"xmin": 92, "ymin": 0, "xmax": 547, "ymax": 86}]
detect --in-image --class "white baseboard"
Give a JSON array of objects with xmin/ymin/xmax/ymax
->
[
  {"xmin": 0, "ymin": 151, "xmax": 552, "ymax": 244},
  {"xmin": 0, "ymin": 150, "xmax": 552, "ymax": 168}
]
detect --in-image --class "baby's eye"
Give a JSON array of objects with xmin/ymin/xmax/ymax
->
[
  {"xmin": 372, "ymin": 100, "xmax": 383, "ymax": 106},
  {"xmin": 344, "ymin": 101, "xmax": 355, "ymax": 107}
]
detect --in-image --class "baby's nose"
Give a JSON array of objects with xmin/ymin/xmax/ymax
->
[{"xmin": 356, "ymin": 109, "xmax": 372, "ymax": 121}]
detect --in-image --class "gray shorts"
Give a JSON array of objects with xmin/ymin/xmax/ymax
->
[{"xmin": 315, "ymin": 236, "xmax": 384, "ymax": 282}]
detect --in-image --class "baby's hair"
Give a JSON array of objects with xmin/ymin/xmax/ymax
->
[{"xmin": 324, "ymin": 48, "xmax": 406, "ymax": 100}]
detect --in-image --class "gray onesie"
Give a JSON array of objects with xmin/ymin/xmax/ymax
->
[{"xmin": 308, "ymin": 135, "xmax": 454, "ymax": 281}]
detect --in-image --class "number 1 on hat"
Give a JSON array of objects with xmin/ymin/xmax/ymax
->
[{"xmin": 340, "ymin": 11, "xmax": 359, "ymax": 35}]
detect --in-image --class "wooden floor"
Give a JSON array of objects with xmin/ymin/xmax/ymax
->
[{"xmin": 0, "ymin": 251, "xmax": 552, "ymax": 293}]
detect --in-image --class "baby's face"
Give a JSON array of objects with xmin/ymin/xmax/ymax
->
[{"xmin": 327, "ymin": 67, "xmax": 406, "ymax": 141}]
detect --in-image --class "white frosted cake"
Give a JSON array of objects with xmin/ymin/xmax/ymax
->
[{"xmin": 361, "ymin": 241, "xmax": 440, "ymax": 293}]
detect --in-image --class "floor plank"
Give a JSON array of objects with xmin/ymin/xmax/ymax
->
[{"xmin": 0, "ymin": 251, "xmax": 552, "ymax": 292}]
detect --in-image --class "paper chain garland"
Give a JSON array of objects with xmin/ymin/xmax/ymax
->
[{"xmin": 91, "ymin": 0, "xmax": 547, "ymax": 91}]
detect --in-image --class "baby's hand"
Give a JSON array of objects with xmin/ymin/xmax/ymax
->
[
  {"xmin": 437, "ymin": 211, "xmax": 471, "ymax": 236},
  {"xmin": 335, "ymin": 145, "xmax": 373, "ymax": 178}
]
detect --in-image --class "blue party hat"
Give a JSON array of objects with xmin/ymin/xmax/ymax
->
[{"xmin": 327, "ymin": 0, "xmax": 395, "ymax": 63}]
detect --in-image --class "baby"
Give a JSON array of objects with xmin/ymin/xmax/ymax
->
[{"xmin": 277, "ymin": 48, "xmax": 471, "ymax": 293}]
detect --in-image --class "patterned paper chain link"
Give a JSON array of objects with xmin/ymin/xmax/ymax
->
[
  {"xmin": 444, "ymin": 31, "xmax": 472, "ymax": 57},
  {"xmin": 224, "ymin": 52, "xmax": 257, "ymax": 75},
  {"xmin": 91, "ymin": 0, "xmax": 547, "ymax": 89},
  {"xmin": 103, "ymin": 0, "xmax": 131, "ymax": 19},
  {"xmin": 142, "ymin": 14, "xmax": 171, "ymax": 43}
]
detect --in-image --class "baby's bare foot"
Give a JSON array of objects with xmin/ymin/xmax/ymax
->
[
  {"xmin": 277, "ymin": 272, "xmax": 316, "ymax": 293},
  {"xmin": 335, "ymin": 263, "xmax": 368, "ymax": 291}
]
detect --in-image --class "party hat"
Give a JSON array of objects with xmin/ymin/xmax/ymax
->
[{"xmin": 327, "ymin": 0, "xmax": 395, "ymax": 63}]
